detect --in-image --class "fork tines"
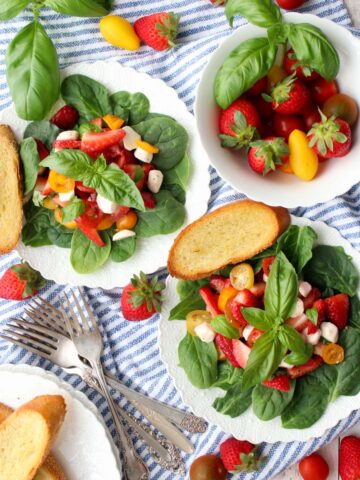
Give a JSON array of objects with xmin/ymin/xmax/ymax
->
[{"xmin": 63, "ymin": 289, "xmax": 100, "ymax": 336}]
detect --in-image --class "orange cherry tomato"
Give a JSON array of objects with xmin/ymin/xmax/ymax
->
[
  {"xmin": 48, "ymin": 170, "xmax": 75, "ymax": 193},
  {"xmin": 97, "ymin": 215, "xmax": 115, "ymax": 231},
  {"xmin": 322, "ymin": 343, "xmax": 345, "ymax": 365},
  {"xmin": 116, "ymin": 211, "xmax": 138, "ymax": 231},
  {"xmin": 218, "ymin": 286, "xmax": 238, "ymax": 313}
]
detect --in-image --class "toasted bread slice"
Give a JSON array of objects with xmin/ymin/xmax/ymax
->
[
  {"xmin": 0, "ymin": 395, "xmax": 66, "ymax": 480},
  {"xmin": 168, "ymin": 199, "xmax": 290, "ymax": 280},
  {"xmin": 0, "ymin": 124, "xmax": 23, "ymax": 255},
  {"xmin": 0, "ymin": 403, "xmax": 66, "ymax": 480}
]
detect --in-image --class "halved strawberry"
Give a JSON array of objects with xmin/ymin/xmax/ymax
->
[
  {"xmin": 247, "ymin": 328, "xmax": 263, "ymax": 347},
  {"xmin": 103, "ymin": 143, "xmax": 122, "ymax": 163},
  {"xmin": 286, "ymin": 313, "xmax": 308, "ymax": 332},
  {"xmin": 288, "ymin": 356, "xmax": 323, "ymax": 379},
  {"xmin": 303, "ymin": 288, "xmax": 321, "ymax": 310},
  {"xmin": 215, "ymin": 334, "xmax": 240, "ymax": 368},
  {"xmin": 141, "ymin": 191, "xmax": 156, "ymax": 209},
  {"xmin": 118, "ymin": 148, "xmax": 137, "ymax": 168},
  {"xmin": 53, "ymin": 139, "xmax": 81, "ymax": 150},
  {"xmin": 263, "ymin": 375, "xmax": 290, "ymax": 392},
  {"xmin": 324, "ymin": 293, "xmax": 349, "ymax": 330},
  {"xmin": 209, "ymin": 275, "xmax": 232, "ymax": 293},
  {"xmin": 235, "ymin": 289, "xmax": 260, "ymax": 308},
  {"xmin": 81, "ymin": 129, "xmax": 125, "ymax": 154},
  {"xmin": 232, "ymin": 339, "xmax": 251, "ymax": 369},
  {"xmin": 262, "ymin": 256, "xmax": 276, "ymax": 276},
  {"xmin": 35, "ymin": 139, "xmax": 49, "ymax": 160},
  {"xmin": 250, "ymin": 282, "xmax": 266, "ymax": 298},
  {"xmin": 199, "ymin": 287, "xmax": 221, "ymax": 317}
]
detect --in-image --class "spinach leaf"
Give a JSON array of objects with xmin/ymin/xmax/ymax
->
[
  {"xmin": 133, "ymin": 117, "xmax": 188, "ymax": 170},
  {"xmin": 61, "ymin": 197, "xmax": 85, "ymax": 223},
  {"xmin": 22, "ymin": 203, "xmax": 53, "ymax": 247},
  {"xmin": 331, "ymin": 327, "xmax": 360, "ymax": 398},
  {"xmin": 349, "ymin": 296, "xmax": 360, "ymax": 331},
  {"xmin": 163, "ymin": 153, "xmax": 190, "ymax": 191},
  {"xmin": 303, "ymin": 245, "xmax": 359, "ymax": 296},
  {"xmin": 169, "ymin": 296, "xmax": 205, "ymax": 321},
  {"xmin": 47, "ymin": 223, "xmax": 73, "ymax": 248},
  {"xmin": 6, "ymin": 20, "xmax": 60, "ymax": 120},
  {"xmin": 214, "ymin": 37, "xmax": 276, "ymax": 110},
  {"xmin": 213, "ymin": 361, "xmax": 243, "ymax": 391},
  {"xmin": 225, "ymin": 0, "xmax": 282, "ymax": 28},
  {"xmin": 211, "ymin": 315, "xmax": 240, "ymax": 339},
  {"xmin": 135, "ymin": 191, "xmax": 185, "ymax": 237},
  {"xmin": 110, "ymin": 91, "xmax": 150, "ymax": 125},
  {"xmin": 61, "ymin": 74, "xmax": 112, "ymax": 121},
  {"xmin": 0, "ymin": 0, "xmax": 30, "ymax": 21},
  {"xmin": 20, "ymin": 137, "xmax": 40, "ymax": 195},
  {"xmin": 45, "ymin": 0, "xmax": 110, "ymax": 16},
  {"xmin": 252, "ymin": 380, "xmax": 295, "ymax": 421},
  {"xmin": 276, "ymin": 226, "xmax": 317, "ymax": 273},
  {"xmin": 213, "ymin": 382, "xmax": 253, "ymax": 418},
  {"xmin": 177, "ymin": 279, "xmax": 209, "ymax": 300},
  {"xmin": 178, "ymin": 333, "xmax": 218, "ymax": 389},
  {"xmin": 289, "ymin": 23, "xmax": 340, "ymax": 81},
  {"xmin": 163, "ymin": 185, "xmax": 185, "ymax": 204},
  {"xmin": 24, "ymin": 121, "xmax": 60, "ymax": 151},
  {"xmin": 110, "ymin": 236, "xmax": 136, "ymax": 262},
  {"xmin": 70, "ymin": 229, "xmax": 111, "ymax": 274}
]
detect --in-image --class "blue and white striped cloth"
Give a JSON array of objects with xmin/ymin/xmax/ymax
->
[{"xmin": 1, "ymin": 1, "xmax": 360, "ymax": 478}]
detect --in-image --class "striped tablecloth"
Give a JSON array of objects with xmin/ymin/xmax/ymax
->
[{"xmin": 1, "ymin": 1, "xmax": 360, "ymax": 479}]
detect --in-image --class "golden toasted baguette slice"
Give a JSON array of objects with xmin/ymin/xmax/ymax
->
[
  {"xmin": 0, "ymin": 403, "xmax": 66, "ymax": 480},
  {"xmin": 168, "ymin": 199, "xmax": 290, "ymax": 280},
  {"xmin": 0, "ymin": 395, "xmax": 66, "ymax": 480},
  {"xmin": 0, "ymin": 124, "xmax": 23, "ymax": 255}
]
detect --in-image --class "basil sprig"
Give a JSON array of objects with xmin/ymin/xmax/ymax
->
[
  {"xmin": 241, "ymin": 252, "xmax": 310, "ymax": 391},
  {"xmin": 61, "ymin": 197, "xmax": 85, "ymax": 224},
  {"xmin": 226, "ymin": 0, "xmax": 282, "ymax": 28},
  {"xmin": 211, "ymin": 315, "xmax": 240, "ymax": 339}
]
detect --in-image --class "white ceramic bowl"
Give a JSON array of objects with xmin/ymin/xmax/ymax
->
[{"xmin": 195, "ymin": 13, "xmax": 360, "ymax": 208}]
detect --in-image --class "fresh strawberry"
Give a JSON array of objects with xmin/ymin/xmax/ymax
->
[
  {"xmin": 324, "ymin": 293, "xmax": 349, "ymax": 330},
  {"xmin": 90, "ymin": 117, "xmax": 103, "ymax": 128},
  {"xmin": 118, "ymin": 148, "xmax": 136, "ymax": 168},
  {"xmin": 286, "ymin": 313, "xmax": 308, "ymax": 332},
  {"xmin": 308, "ymin": 113, "xmax": 352, "ymax": 158},
  {"xmin": 262, "ymin": 256, "xmax": 276, "ymax": 276},
  {"xmin": 284, "ymin": 49, "xmax": 319, "ymax": 82},
  {"xmin": 247, "ymin": 328, "xmax": 263, "ymax": 347},
  {"xmin": 219, "ymin": 98, "xmax": 261, "ymax": 149},
  {"xmin": 264, "ymin": 74, "xmax": 310, "ymax": 115},
  {"xmin": 35, "ymin": 139, "xmax": 49, "ymax": 160},
  {"xmin": 75, "ymin": 215, "xmax": 105, "ymax": 247},
  {"xmin": 0, "ymin": 263, "xmax": 47, "ymax": 300},
  {"xmin": 209, "ymin": 0, "xmax": 225, "ymax": 5},
  {"xmin": 81, "ymin": 129, "xmax": 125, "ymax": 155},
  {"xmin": 302, "ymin": 287, "xmax": 321, "ymax": 310},
  {"xmin": 134, "ymin": 12, "xmax": 180, "ymax": 51},
  {"xmin": 246, "ymin": 77, "xmax": 268, "ymax": 97},
  {"xmin": 111, "ymin": 205, "xmax": 130, "ymax": 222},
  {"xmin": 220, "ymin": 438, "xmax": 263, "ymax": 473},
  {"xmin": 51, "ymin": 105, "xmax": 79, "ymax": 130},
  {"xmin": 53, "ymin": 139, "xmax": 81, "ymax": 150},
  {"xmin": 263, "ymin": 375, "xmax": 290, "ymax": 392},
  {"xmin": 306, "ymin": 321, "xmax": 318, "ymax": 335},
  {"xmin": 235, "ymin": 289, "xmax": 260, "ymax": 308},
  {"xmin": 339, "ymin": 435, "xmax": 360, "ymax": 480},
  {"xmin": 306, "ymin": 298, "xmax": 326, "ymax": 334},
  {"xmin": 199, "ymin": 287, "xmax": 221, "ymax": 317},
  {"xmin": 209, "ymin": 275, "xmax": 231, "ymax": 293},
  {"xmin": 102, "ymin": 143, "xmax": 122, "ymax": 163},
  {"xmin": 215, "ymin": 334, "xmax": 240, "ymax": 368},
  {"xmin": 141, "ymin": 191, "xmax": 156, "ymax": 209},
  {"xmin": 232, "ymin": 339, "xmax": 251, "ymax": 369},
  {"xmin": 248, "ymin": 137, "xmax": 288, "ymax": 175},
  {"xmin": 75, "ymin": 181, "xmax": 96, "ymax": 194},
  {"xmin": 121, "ymin": 272, "xmax": 165, "ymax": 321},
  {"xmin": 288, "ymin": 355, "xmax": 323, "ymax": 379},
  {"xmin": 250, "ymin": 282, "xmax": 266, "ymax": 298},
  {"xmin": 254, "ymin": 96, "xmax": 274, "ymax": 121}
]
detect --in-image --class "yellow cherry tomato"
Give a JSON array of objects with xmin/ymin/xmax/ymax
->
[
  {"xmin": 230, "ymin": 263, "xmax": 254, "ymax": 290},
  {"xmin": 135, "ymin": 139, "xmax": 160, "ymax": 154},
  {"xmin": 103, "ymin": 114, "xmax": 124, "ymax": 130},
  {"xmin": 280, "ymin": 160, "xmax": 293, "ymax": 174},
  {"xmin": 218, "ymin": 286, "xmax": 238, "ymax": 313},
  {"xmin": 289, "ymin": 130, "xmax": 319, "ymax": 181},
  {"xmin": 322, "ymin": 343, "xmax": 345, "ymax": 365},
  {"xmin": 54, "ymin": 208, "xmax": 77, "ymax": 230},
  {"xmin": 97, "ymin": 215, "xmax": 115, "ymax": 231},
  {"xmin": 116, "ymin": 211, "xmax": 138, "ymax": 231},
  {"xmin": 100, "ymin": 16, "xmax": 140, "ymax": 51},
  {"xmin": 267, "ymin": 65, "xmax": 288, "ymax": 89},
  {"xmin": 48, "ymin": 170, "xmax": 75, "ymax": 193},
  {"xmin": 186, "ymin": 310, "xmax": 212, "ymax": 336},
  {"xmin": 43, "ymin": 197, "xmax": 57, "ymax": 210}
]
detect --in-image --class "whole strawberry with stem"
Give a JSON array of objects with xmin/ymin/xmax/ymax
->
[
  {"xmin": 263, "ymin": 74, "xmax": 310, "ymax": 115},
  {"xmin": 219, "ymin": 98, "xmax": 260, "ymax": 149},
  {"xmin": 121, "ymin": 272, "xmax": 165, "ymax": 321},
  {"xmin": 339, "ymin": 435, "xmax": 360, "ymax": 480},
  {"xmin": 134, "ymin": 12, "xmax": 180, "ymax": 51},
  {"xmin": 284, "ymin": 49, "xmax": 319, "ymax": 82},
  {"xmin": 248, "ymin": 136, "xmax": 288, "ymax": 175},
  {"xmin": 0, "ymin": 262, "xmax": 47, "ymax": 300},
  {"xmin": 307, "ymin": 111, "xmax": 351, "ymax": 158},
  {"xmin": 220, "ymin": 438, "xmax": 264, "ymax": 473}
]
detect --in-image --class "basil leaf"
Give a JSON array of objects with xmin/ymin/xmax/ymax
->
[
  {"xmin": 214, "ymin": 37, "xmax": 276, "ymax": 110},
  {"xmin": 133, "ymin": 117, "xmax": 189, "ymax": 170},
  {"xmin": 178, "ymin": 333, "xmax": 217, "ymax": 389},
  {"xmin": 349, "ymin": 296, "xmax": 360, "ymax": 331},
  {"xmin": 0, "ymin": 0, "xmax": 30, "ymax": 20},
  {"xmin": 176, "ymin": 279, "xmax": 209, "ymax": 301},
  {"xmin": 264, "ymin": 252, "xmax": 298, "ymax": 321},
  {"xmin": 213, "ymin": 361, "xmax": 243, "ymax": 391},
  {"xmin": 110, "ymin": 236, "xmax": 136, "ymax": 263},
  {"xmin": 110, "ymin": 91, "xmax": 150, "ymax": 125},
  {"xmin": 225, "ymin": 0, "xmax": 282, "ymax": 28},
  {"xmin": 213, "ymin": 381, "xmax": 253, "ymax": 418},
  {"xmin": 241, "ymin": 307, "xmax": 273, "ymax": 331},
  {"xmin": 169, "ymin": 296, "xmax": 205, "ymax": 321},
  {"xmin": 306, "ymin": 308, "xmax": 318, "ymax": 326},
  {"xmin": 70, "ymin": 229, "xmax": 111, "ymax": 274},
  {"xmin": 303, "ymin": 245, "xmax": 359, "ymax": 296},
  {"xmin": 24, "ymin": 121, "xmax": 60, "ymax": 151},
  {"xmin": 45, "ymin": 0, "xmax": 110, "ymax": 16},
  {"xmin": 267, "ymin": 23, "xmax": 291, "ymax": 47},
  {"xmin": 276, "ymin": 225, "xmax": 318, "ymax": 273},
  {"xmin": 6, "ymin": 20, "xmax": 60, "ymax": 120},
  {"xmin": 22, "ymin": 203, "xmax": 53, "ymax": 247},
  {"xmin": 283, "ymin": 344, "xmax": 313, "ymax": 366},
  {"xmin": 47, "ymin": 223, "xmax": 73, "ymax": 248},
  {"xmin": 279, "ymin": 325, "xmax": 308, "ymax": 352},
  {"xmin": 41, "ymin": 149, "xmax": 92, "ymax": 178},
  {"xmin": 61, "ymin": 74, "xmax": 112, "ymax": 121},
  {"xmin": 135, "ymin": 191, "xmax": 185, "ymax": 237},
  {"xmin": 20, "ymin": 137, "xmax": 40, "ymax": 195},
  {"xmin": 61, "ymin": 197, "xmax": 85, "ymax": 223},
  {"xmin": 211, "ymin": 315, "xmax": 240, "ymax": 339},
  {"xmin": 242, "ymin": 332, "xmax": 286, "ymax": 391},
  {"xmin": 289, "ymin": 23, "xmax": 340, "ymax": 81},
  {"xmin": 252, "ymin": 380, "xmax": 295, "ymax": 421}
]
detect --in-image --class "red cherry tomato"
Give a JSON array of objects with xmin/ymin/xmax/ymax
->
[
  {"xmin": 312, "ymin": 77, "xmax": 338, "ymax": 105},
  {"xmin": 303, "ymin": 108, "xmax": 322, "ymax": 131},
  {"xmin": 246, "ymin": 77, "xmax": 268, "ymax": 97},
  {"xmin": 299, "ymin": 453, "xmax": 329, "ymax": 480},
  {"xmin": 190, "ymin": 455, "xmax": 227, "ymax": 480},
  {"xmin": 276, "ymin": 0, "xmax": 305, "ymax": 9},
  {"xmin": 273, "ymin": 114, "xmax": 305, "ymax": 140}
]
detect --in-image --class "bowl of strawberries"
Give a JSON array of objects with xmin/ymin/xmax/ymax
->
[{"xmin": 195, "ymin": 1, "xmax": 360, "ymax": 208}]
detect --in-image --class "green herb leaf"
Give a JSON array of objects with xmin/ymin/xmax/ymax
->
[
  {"xmin": 225, "ymin": 0, "xmax": 282, "ymax": 28},
  {"xmin": 213, "ymin": 381, "xmax": 253, "ymax": 418},
  {"xmin": 45, "ymin": 0, "xmax": 110, "ymax": 17},
  {"xmin": 61, "ymin": 197, "xmax": 85, "ymax": 223},
  {"xmin": 279, "ymin": 324, "xmax": 309, "ymax": 354},
  {"xmin": 78, "ymin": 122, "xmax": 102, "ymax": 137},
  {"xmin": 283, "ymin": 344, "xmax": 313, "ymax": 366},
  {"xmin": 163, "ymin": 152, "xmax": 190, "ymax": 194},
  {"xmin": 213, "ymin": 361, "xmax": 243, "ymax": 391},
  {"xmin": 22, "ymin": 203, "xmax": 54, "ymax": 247},
  {"xmin": 211, "ymin": 315, "xmax": 240, "ymax": 339},
  {"xmin": 110, "ymin": 236, "xmax": 136, "ymax": 263},
  {"xmin": 169, "ymin": 295, "xmax": 205, "ymax": 321},
  {"xmin": 70, "ymin": 229, "xmax": 111, "ymax": 274},
  {"xmin": 0, "ymin": 0, "xmax": 31, "ymax": 21},
  {"xmin": 176, "ymin": 279, "xmax": 209, "ymax": 301},
  {"xmin": 241, "ymin": 307, "xmax": 273, "ymax": 331},
  {"xmin": 276, "ymin": 225, "xmax": 318, "ymax": 273},
  {"xmin": 110, "ymin": 91, "xmax": 150, "ymax": 125},
  {"xmin": 20, "ymin": 137, "xmax": 40, "ymax": 195},
  {"xmin": 306, "ymin": 308, "xmax": 318, "ymax": 326},
  {"xmin": 349, "ymin": 296, "xmax": 360, "ymax": 331},
  {"xmin": 47, "ymin": 223, "xmax": 74, "ymax": 248},
  {"xmin": 252, "ymin": 380, "xmax": 296, "ymax": 421},
  {"xmin": 24, "ymin": 121, "xmax": 60, "ymax": 151}
]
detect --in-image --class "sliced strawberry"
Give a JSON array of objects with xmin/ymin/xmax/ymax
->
[
  {"xmin": 209, "ymin": 275, "xmax": 232, "ymax": 293},
  {"xmin": 75, "ymin": 181, "xmax": 96, "ymax": 194},
  {"xmin": 35, "ymin": 139, "xmax": 49, "ymax": 160},
  {"xmin": 288, "ymin": 356, "xmax": 323, "ymax": 379},
  {"xmin": 250, "ymin": 282, "xmax": 266, "ymax": 298},
  {"xmin": 286, "ymin": 313, "xmax": 308, "ymax": 332},
  {"xmin": 199, "ymin": 287, "xmax": 221, "ymax": 317},
  {"xmin": 53, "ymin": 139, "xmax": 81, "ymax": 150},
  {"xmin": 215, "ymin": 334, "xmax": 240, "ymax": 368},
  {"xmin": 51, "ymin": 105, "xmax": 79, "ymax": 130},
  {"xmin": 263, "ymin": 375, "xmax": 290, "ymax": 392},
  {"xmin": 90, "ymin": 117, "xmax": 103, "ymax": 127},
  {"xmin": 118, "ymin": 148, "xmax": 137, "ymax": 168},
  {"xmin": 325, "ymin": 293, "xmax": 349, "ymax": 330},
  {"xmin": 103, "ymin": 143, "xmax": 122, "ymax": 163},
  {"xmin": 234, "ymin": 289, "xmax": 260, "ymax": 307},
  {"xmin": 247, "ymin": 328, "xmax": 263, "ymax": 347},
  {"xmin": 141, "ymin": 191, "xmax": 156, "ymax": 209},
  {"xmin": 262, "ymin": 256, "xmax": 276, "ymax": 276},
  {"xmin": 306, "ymin": 322, "xmax": 318, "ymax": 335},
  {"xmin": 81, "ymin": 129, "xmax": 125, "ymax": 153},
  {"xmin": 232, "ymin": 339, "xmax": 251, "ymax": 369},
  {"xmin": 75, "ymin": 217, "xmax": 105, "ymax": 247},
  {"xmin": 303, "ymin": 287, "xmax": 321, "ymax": 310},
  {"xmin": 314, "ymin": 298, "xmax": 326, "ymax": 323}
]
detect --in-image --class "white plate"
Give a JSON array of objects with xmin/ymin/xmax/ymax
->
[
  {"xmin": 195, "ymin": 13, "xmax": 360, "ymax": 208},
  {"xmin": 0, "ymin": 61, "xmax": 210, "ymax": 288},
  {"xmin": 159, "ymin": 215, "xmax": 360, "ymax": 443},
  {"xmin": 0, "ymin": 363, "xmax": 121, "ymax": 480}
]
